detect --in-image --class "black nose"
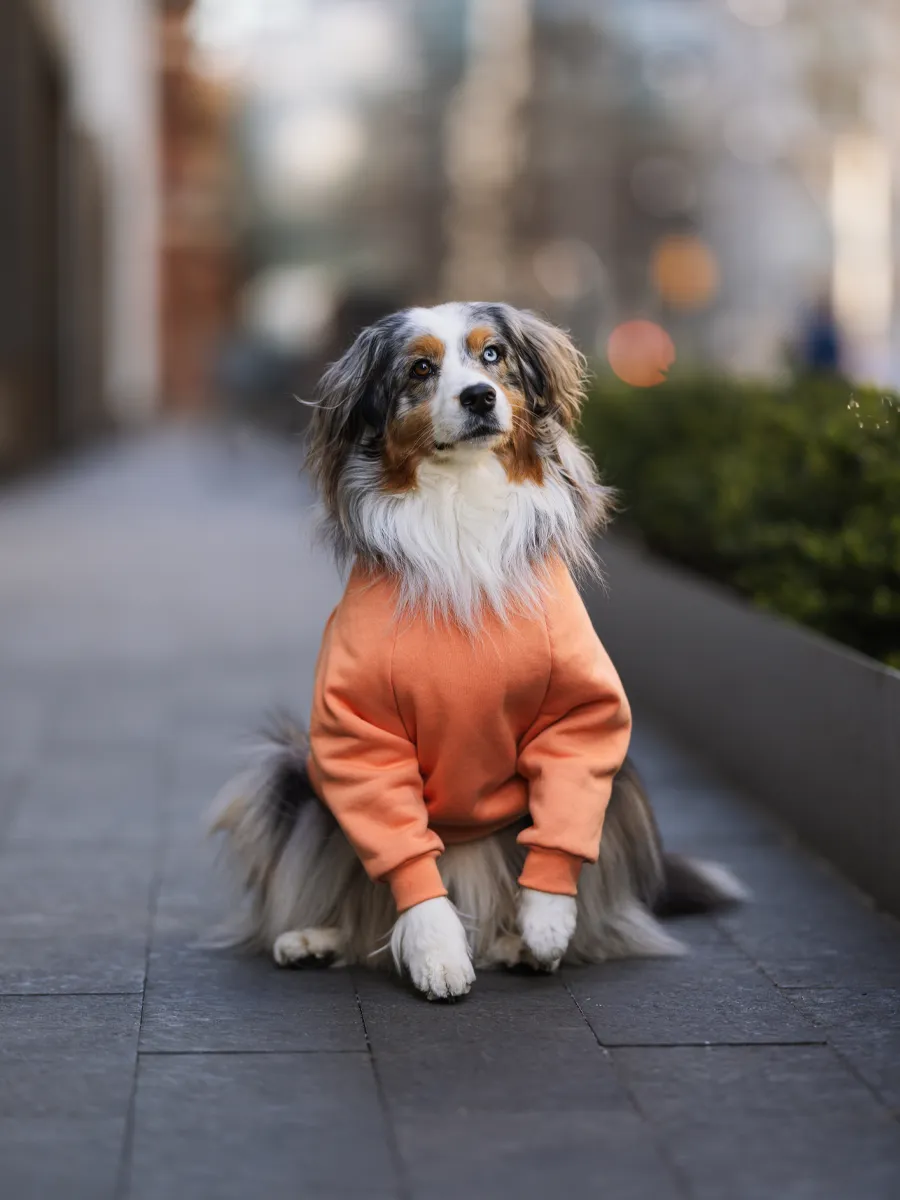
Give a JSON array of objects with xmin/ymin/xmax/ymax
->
[{"xmin": 459, "ymin": 382, "xmax": 496, "ymax": 417}]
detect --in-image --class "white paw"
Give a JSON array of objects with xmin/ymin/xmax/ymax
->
[
  {"xmin": 390, "ymin": 896, "xmax": 475, "ymax": 1001},
  {"xmin": 273, "ymin": 927, "xmax": 343, "ymax": 966},
  {"xmin": 517, "ymin": 889, "xmax": 577, "ymax": 971}
]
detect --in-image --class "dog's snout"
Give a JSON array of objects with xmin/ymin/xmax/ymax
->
[{"xmin": 459, "ymin": 382, "xmax": 496, "ymax": 416}]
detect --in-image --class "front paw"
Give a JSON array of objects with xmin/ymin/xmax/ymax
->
[
  {"xmin": 391, "ymin": 896, "xmax": 475, "ymax": 1001},
  {"xmin": 517, "ymin": 888, "xmax": 577, "ymax": 971}
]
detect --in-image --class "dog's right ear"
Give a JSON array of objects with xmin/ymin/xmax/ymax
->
[{"xmin": 305, "ymin": 316, "xmax": 402, "ymax": 508}]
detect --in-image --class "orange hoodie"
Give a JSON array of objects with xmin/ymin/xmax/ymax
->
[{"xmin": 307, "ymin": 559, "xmax": 632, "ymax": 912}]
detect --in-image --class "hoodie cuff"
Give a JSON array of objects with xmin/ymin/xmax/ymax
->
[
  {"xmin": 386, "ymin": 854, "xmax": 447, "ymax": 913},
  {"xmin": 518, "ymin": 847, "xmax": 582, "ymax": 896}
]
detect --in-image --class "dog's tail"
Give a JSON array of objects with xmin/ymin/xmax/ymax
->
[
  {"xmin": 654, "ymin": 852, "xmax": 749, "ymax": 917},
  {"xmin": 209, "ymin": 710, "xmax": 316, "ymax": 854},
  {"xmin": 608, "ymin": 758, "xmax": 748, "ymax": 920},
  {"xmin": 208, "ymin": 710, "xmax": 325, "ymax": 944}
]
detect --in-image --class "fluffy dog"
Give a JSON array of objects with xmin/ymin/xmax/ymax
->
[{"xmin": 211, "ymin": 302, "xmax": 744, "ymax": 999}]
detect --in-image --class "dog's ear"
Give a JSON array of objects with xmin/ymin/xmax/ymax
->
[
  {"xmin": 306, "ymin": 316, "xmax": 401, "ymax": 507},
  {"xmin": 490, "ymin": 306, "xmax": 587, "ymax": 429}
]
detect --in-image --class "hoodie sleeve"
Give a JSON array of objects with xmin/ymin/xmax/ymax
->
[
  {"xmin": 515, "ymin": 565, "xmax": 632, "ymax": 895},
  {"xmin": 307, "ymin": 575, "xmax": 446, "ymax": 913}
]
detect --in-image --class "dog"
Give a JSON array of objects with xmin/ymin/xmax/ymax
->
[{"xmin": 210, "ymin": 302, "xmax": 744, "ymax": 1000}]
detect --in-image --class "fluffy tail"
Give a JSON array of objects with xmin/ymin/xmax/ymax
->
[
  {"xmin": 209, "ymin": 711, "xmax": 316, "ymax": 844},
  {"xmin": 208, "ymin": 711, "xmax": 327, "ymax": 944},
  {"xmin": 209, "ymin": 710, "xmax": 393, "ymax": 961},
  {"xmin": 654, "ymin": 852, "xmax": 749, "ymax": 918}
]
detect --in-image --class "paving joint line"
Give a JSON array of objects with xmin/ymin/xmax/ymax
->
[
  {"xmin": 353, "ymin": 970, "xmax": 412, "ymax": 1200},
  {"xmin": 565, "ymin": 980, "xmax": 694, "ymax": 1200},
  {"xmin": 113, "ymin": 743, "xmax": 170, "ymax": 1200},
  {"xmin": 0, "ymin": 990, "xmax": 146, "ymax": 999},
  {"xmin": 137, "ymin": 1048, "xmax": 372, "ymax": 1056},
  {"xmin": 777, "ymin": 988, "xmax": 900, "ymax": 1127},
  {"xmin": 112, "ymin": 868, "xmax": 162, "ymax": 1200},
  {"xmin": 594, "ymin": 1039, "xmax": 829, "ymax": 1049}
]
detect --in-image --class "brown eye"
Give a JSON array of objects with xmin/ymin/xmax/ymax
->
[{"xmin": 411, "ymin": 359, "xmax": 433, "ymax": 379}]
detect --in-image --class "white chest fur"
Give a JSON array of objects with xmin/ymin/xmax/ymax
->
[{"xmin": 356, "ymin": 448, "xmax": 586, "ymax": 622}]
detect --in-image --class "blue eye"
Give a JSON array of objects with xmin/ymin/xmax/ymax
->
[{"xmin": 483, "ymin": 345, "xmax": 500, "ymax": 364}]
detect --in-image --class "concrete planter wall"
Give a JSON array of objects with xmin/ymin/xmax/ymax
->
[{"xmin": 588, "ymin": 538, "xmax": 900, "ymax": 917}]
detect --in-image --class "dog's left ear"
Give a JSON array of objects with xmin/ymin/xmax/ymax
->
[{"xmin": 492, "ymin": 306, "xmax": 587, "ymax": 429}]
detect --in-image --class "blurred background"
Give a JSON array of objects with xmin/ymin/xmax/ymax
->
[{"xmin": 4, "ymin": 0, "xmax": 900, "ymax": 471}]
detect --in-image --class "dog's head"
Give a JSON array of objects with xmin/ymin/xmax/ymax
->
[{"xmin": 306, "ymin": 302, "xmax": 588, "ymax": 508}]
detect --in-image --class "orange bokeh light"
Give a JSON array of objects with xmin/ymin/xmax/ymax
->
[
  {"xmin": 607, "ymin": 320, "xmax": 676, "ymax": 388},
  {"xmin": 651, "ymin": 234, "xmax": 719, "ymax": 310}
]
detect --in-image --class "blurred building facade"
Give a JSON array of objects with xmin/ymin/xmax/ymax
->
[
  {"xmin": 190, "ymin": 0, "xmax": 900, "ymax": 389},
  {"xmin": 450, "ymin": 0, "xmax": 900, "ymax": 382},
  {"xmin": 160, "ymin": 8, "xmax": 237, "ymax": 414},
  {"xmin": 0, "ymin": 0, "xmax": 159, "ymax": 471},
  {"xmin": 4, "ymin": 0, "xmax": 900, "ymax": 470},
  {"xmin": 0, "ymin": 0, "xmax": 68, "ymax": 468}
]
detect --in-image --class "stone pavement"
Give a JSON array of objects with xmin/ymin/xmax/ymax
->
[{"xmin": 1, "ymin": 427, "xmax": 899, "ymax": 1200}]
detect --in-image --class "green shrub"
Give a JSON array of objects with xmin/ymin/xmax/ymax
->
[{"xmin": 581, "ymin": 373, "xmax": 900, "ymax": 669}]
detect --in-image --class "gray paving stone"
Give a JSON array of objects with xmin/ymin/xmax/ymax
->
[
  {"xmin": 566, "ymin": 951, "xmax": 823, "ymax": 1046},
  {"xmin": 153, "ymin": 838, "xmax": 233, "ymax": 931},
  {"xmin": 788, "ymin": 988, "xmax": 900, "ymax": 1109},
  {"xmin": 708, "ymin": 838, "xmax": 870, "ymax": 905},
  {"xmin": 0, "ymin": 1117, "xmax": 125, "ymax": 1200},
  {"xmin": 140, "ymin": 942, "xmax": 366, "ymax": 1052},
  {"xmin": 628, "ymin": 750, "xmax": 721, "ymax": 789},
  {"xmin": 658, "ymin": 910, "xmax": 745, "ymax": 952},
  {"xmin": 394, "ymin": 1111, "xmax": 680, "ymax": 1200},
  {"xmin": 627, "ymin": 722, "xmax": 697, "ymax": 767},
  {"xmin": 162, "ymin": 752, "xmax": 240, "ymax": 838},
  {"xmin": 650, "ymin": 783, "xmax": 783, "ymax": 845},
  {"xmin": 0, "ymin": 934, "xmax": 148, "ymax": 995},
  {"xmin": 0, "ymin": 687, "xmax": 52, "ymax": 774},
  {"xmin": 7, "ymin": 750, "xmax": 162, "ymax": 843},
  {"xmin": 0, "ymin": 995, "xmax": 141, "ymax": 1117},
  {"xmin": 45, "ymin": 682, "xmax": 167, "ymax": 750},
  {"xmin": 720, "ymin": 894, "xmax": 900, "ymax": 987},
  {"xmin": 627, "ymin": 726, "xmax": 723, "ymax": 788},
  {"xmin": 167, "ymin": 727, "xmax": 243, "ymax": 768},
  {"xmin": 0, "ymin": 767, "xmax": 26, "ymax": 846},
  {"xmin": 0, "ymin": 841, "xmax": 156, "ymax": 928},
  {"xmin": 168, "ymin": 671, "xmax": 307, "ymax": 735},
  {"xmin": 375, "ymin": 1038, "xmax": 628, "ymax": 1115},
  {"xmin": 355, "ymin": 965, "xmax": 589, "ymax": 1051},
  {"xmin": 0, "ymin": 842, "xmax": 155, "ymax": 993},
  {"xmin": 701, "ymin": 841, "xmax": 900, "ymax": 986},
  {"xmin": 615, "ymin": 1044, "xmax": 900, "ymax": 1199},
  {"xmin": 126, "ymin": 1053, "xmax": 398, "ymax": 1200}
]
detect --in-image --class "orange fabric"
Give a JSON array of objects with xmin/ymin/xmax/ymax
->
[{"xmin": 307, "ymin": 559, "xmax": 632, "ymax": 912}]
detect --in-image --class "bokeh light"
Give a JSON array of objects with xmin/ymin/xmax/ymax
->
[
  {"xmin": 607, "ymin": 320, "xmax": 676, "ymax": 388},
  {"xmin": 265, "ymin": 106, "xmax": 364, "ymax": 208},
  {"xmin": 651, "ymin": 234, "xmax": 719, "ymax": 311},
  {"xmin": 532, "ymin": 238, "xmax": 604, "ymax": 303}
]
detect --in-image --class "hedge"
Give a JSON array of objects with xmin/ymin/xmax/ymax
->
[{"xmin": 580, "ymin": 373, "xmax": 900, "ymax": 670}]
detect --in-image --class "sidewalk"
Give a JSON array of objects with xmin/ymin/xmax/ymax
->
[{"xmin": 1, "ymin": 428, "xmax": 899, "ymax": 1199}]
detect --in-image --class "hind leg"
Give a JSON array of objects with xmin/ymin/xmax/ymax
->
[{"xmin": 273, "ymin": 927, "xmax": 345, "ymax": 966}]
